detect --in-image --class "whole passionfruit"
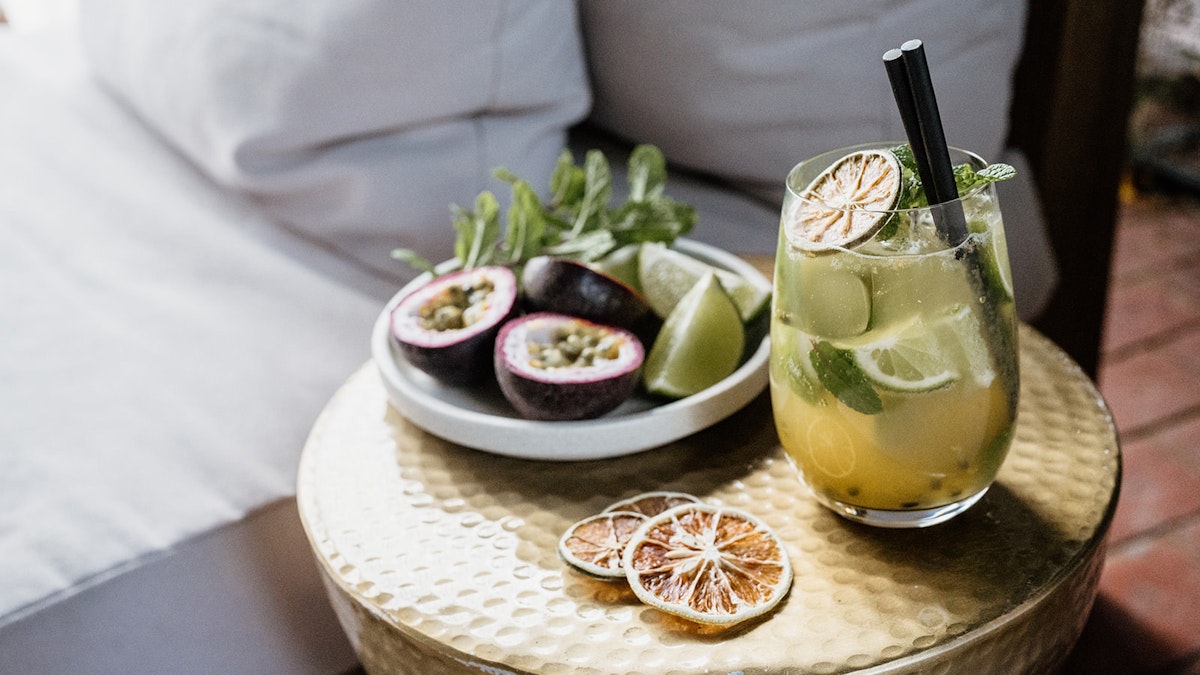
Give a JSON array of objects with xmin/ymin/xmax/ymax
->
[
  {"xmin": 494, "ymin": 313, "xmax": 644, "ymax": 421},
  {"xmin": 521, "ymin": 256, "xmax": 651, "ymax": 331},
  {"xmin": 390, "ymin": 266, "xmax": 518, "ymax": 385}
]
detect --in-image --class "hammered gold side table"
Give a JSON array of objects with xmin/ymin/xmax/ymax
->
[{"xmin": 297, "ymin": 325, "xmax": 1120, "ymax": 674}]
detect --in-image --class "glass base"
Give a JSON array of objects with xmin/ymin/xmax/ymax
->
[{"xmin": 815, "ymin": 487, "xmax": 991, "ymax": 528}]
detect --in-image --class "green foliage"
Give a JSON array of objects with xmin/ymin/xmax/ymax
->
[
  {"xmin": 810, "ymin": 341, "xmax": 883, "ymax": 415},
  {"xmin": 393, "ymin": 144, "xmax": 695, "ymax": 275},
  {"xmin": 890, "ymin": 144, "xmax": 1015, "ymax": 211}
]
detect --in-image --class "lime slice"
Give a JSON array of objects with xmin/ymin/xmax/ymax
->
[
  {"xmin": 643, "ymin": 271, "xmax": 745, "ymax": 398},
  {"xmin": 843, "ymin": 316, "xmax": 958, "ymax": 393},
  {"xmin": 638, "ymin": 242, "xmax": 770, "ymax": 323},
  {"xmin": 804, "ymin": 414, "xmax": 858, "ymax": 479},
  {"xmin": 786, "ymin": 149, "xmax": 901, "ymax": 252}
]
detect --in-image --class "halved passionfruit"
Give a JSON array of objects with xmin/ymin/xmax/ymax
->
[
  {"xmin": 521, "ymin": 256, "xmax": 651, "ymax": 331},
  {"xmin": 390, "ymin": 266, "xmax": 518, "ymax": 385},
  {"xmin": 494, "ymin": 313, "xmax": 644, "ymax": 421}
]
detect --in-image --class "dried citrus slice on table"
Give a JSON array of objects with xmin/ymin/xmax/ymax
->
[
  {"xmin": 622, "ymin": 503, "xmax": 792, "ymax": 626},
  {"xmin": 786, "ymin": 149, "xmax": 902, "ymax": 251},
  {"xmin": 558, "ymin": 511, "xmax": 649, "ymax": 578},
  {"xmin": 602, "ymin": 491, "xmax": 701, "ymax": 517}
]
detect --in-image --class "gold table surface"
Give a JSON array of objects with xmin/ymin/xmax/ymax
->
[{"xmin": 297, "ymin": 325, "xmax": 1120, "ymax": 674}]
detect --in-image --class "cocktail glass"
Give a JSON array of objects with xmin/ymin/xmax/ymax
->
[{"xmin": 770, "ymin": 143, "xmax": 1019, "ymax": 528}]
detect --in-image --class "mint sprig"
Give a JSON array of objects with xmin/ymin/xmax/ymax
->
[
  {"xmin": 889, "ymin": 144, "xmax": 1015, "ymax": 211},
  {"xmin": 392, "ymin": 145, "xmax": 695, "ymax": 275},
  {"xmin": 452, "ymin": 191, "xmax": 501, "ymax": 269}
]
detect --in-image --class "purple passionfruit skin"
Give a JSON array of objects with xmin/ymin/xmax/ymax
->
[
  {"xmin": 390, "ymin": 266, "xmax": 518, "ymax": 385},
  {"xmin": 520, "ymin": 256, "xmax": 651, "ymax": 331},
  {"xmin": 494, "ymin": 312, "xmax": 645, "ymax": 421}
]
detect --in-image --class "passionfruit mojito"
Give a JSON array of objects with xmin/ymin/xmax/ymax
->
[{"xmin": 769, "ymin": 143, "xmax": 1019, "ymax": 528}]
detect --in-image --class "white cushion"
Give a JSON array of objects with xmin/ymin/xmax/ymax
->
[
  {"xmin": 0, "ymin": 25, "xmax": 381, "ymax": 645},
  {"xmin": 578, "ymin": 0, "xmax": 1058, "ymax": 317},
  {"xmin": 580, "ymin": 0, "xmax": 1026, "ymax": 198},
  {"xmin": 78, "ymin": 0, "xmax": 591, "ymax": 277}
]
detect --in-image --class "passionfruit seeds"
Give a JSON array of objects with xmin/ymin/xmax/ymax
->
[
  {"xmin": 528, "ymin": 321, "xmax": 624, "ymax": 370},
  {"xmin": 418, "ymin": 278, "xmax": 496, "ymax": 331}
]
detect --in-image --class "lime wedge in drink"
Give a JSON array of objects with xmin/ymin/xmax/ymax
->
[
  {"xmin": 775, "ymin": 253, "xmax": 870, "ymax": 339},
  {"xmin": 968, "ymin": 212, "xmax": 1014, "ymax": 303},
  {"xmin": 638, "ymin": 242, "xmax": 770, "ymax": 323},
  {"xmin": 769, "ymin": 324, "xmax": 822, "ymax": 403},
  {"xmin": 642, "ymin": 271, "xmax": 745, "ymax": 398},
  {"xmin": 933, "ymin": 304, "xmax": 996, "ymax": 387},
  {"xmin": 840, "ymin": 315, "xmax": 959, "ymax": 393}
]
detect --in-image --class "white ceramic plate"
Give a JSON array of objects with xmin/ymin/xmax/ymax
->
[{"xmin": 371, "ymin": 239, "xmax": 771, "ymax": 461}]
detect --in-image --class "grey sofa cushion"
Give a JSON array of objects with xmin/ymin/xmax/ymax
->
[
  {"xmin": 578, "ymin": 0, "xmax": 1057, "ymax": 319},
  {"xmin": 78, "ymin": 0, "xmax": 591, "ymax": 280}
]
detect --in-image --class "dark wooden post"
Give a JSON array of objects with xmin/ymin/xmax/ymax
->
[{"xmin": 1007, "ymin": 0, "xmax": 1148, "ymax": 377}]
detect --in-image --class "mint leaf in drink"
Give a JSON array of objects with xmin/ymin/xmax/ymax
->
[
  {"xmin": 889, "ymin": 143, "xmax": 1015, "ymax": 207},
  {"xmin": 543, "ymin": 228, "xmax": 617, "ymax": 262},
  {"xmin": 955, "ymin": 162, "xmax": 1016, "ymax": 194},
  {"xmin": 890, "ymin": 144, "xmax": 928, "ymax": 210},
  {"xmin": 874, "ymin": 213, "xmax": 901, "ymax": 242},
  {"xmin": 976, "ymin": 163, "xmax": 1016, "ymax": 181},
  {"xmin": 810, "ymin": 341, "xmax": 883, "ymax": 415}
]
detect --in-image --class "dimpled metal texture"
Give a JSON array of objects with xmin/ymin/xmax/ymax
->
[{"xmin": 297, "ymin": 325, "xmax": 1120, "ymax": 674}]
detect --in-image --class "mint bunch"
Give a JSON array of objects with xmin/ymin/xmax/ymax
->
[
  {"xmin": 870, "ymin": 145, "xmax": 1015, "ymax": 243},
  {"xmin": 889, "ymin": 144, "xmax": 1015, "ymax": 211},
  {"xmin": 392, "ymin": 145, "xmax": 696, "ymax": 275}
]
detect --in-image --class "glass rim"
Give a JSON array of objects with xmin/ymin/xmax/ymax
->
[{"xmin": 784, "ymin": 141, "xmax": 992, "ymax": 215}]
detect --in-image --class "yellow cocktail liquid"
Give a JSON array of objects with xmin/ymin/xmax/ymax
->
[{"xmin": 770, "ymin": 357, "xmax": 1014, "ymax": 511}]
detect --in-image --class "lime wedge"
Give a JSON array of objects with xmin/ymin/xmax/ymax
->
[
  {"xmin": 642, "ymin": 271, "xmax": 745, "ymax": 398},
  {"xmin": 638, "ymin": 242, "xmax": 770, "ymax": 323},
  {"xmin": 588, "ymin": 243, "xmax": 643, "ymax": 293},
  {"xmin": 842, "ymin": 316, "xmax": 958, "ymax": 393}
]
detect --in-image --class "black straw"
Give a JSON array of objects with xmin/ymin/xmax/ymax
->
[
  {"xmin": 883, "ymin": 39, "xmax": 968, "ymax": 243},
  {"xmin": 882, "ymin": 48, "xmax": 937, "ymax": 204}
]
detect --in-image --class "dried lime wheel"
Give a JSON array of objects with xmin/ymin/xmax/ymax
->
[
  {"xmin": 622, "ymin": 503, "xmax": 792, "ymax": 626},
  {"xmin": 786, "ymin": 148, "xmax": 902, "ymax": 251},
  {"xmin": 557, "ymin": 511, "xmax": 648, "ymax": 578},
  {"xmin": 602, "ymin": 491, "xmax": 701, "ymax": 517}
]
